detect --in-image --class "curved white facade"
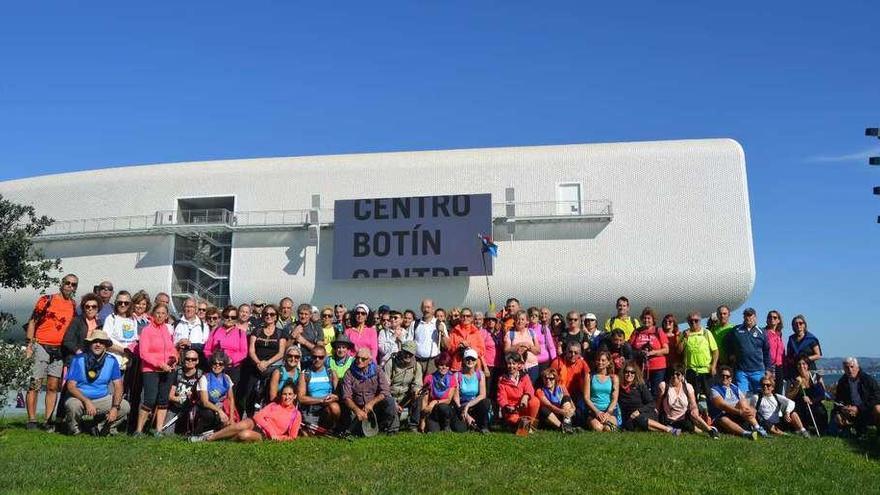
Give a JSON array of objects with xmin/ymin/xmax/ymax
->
[{"xmin": 0, "ymin": 139, "xmax": 754, "ymax": 324}]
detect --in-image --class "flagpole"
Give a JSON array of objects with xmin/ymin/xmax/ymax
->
[
  {"xmin": 480, "ymin": 249, "xmax": 494, "ymax": 314},
  {"xmin": 478, "ymin": 234, "xmax": 495, "ymax": 314}
]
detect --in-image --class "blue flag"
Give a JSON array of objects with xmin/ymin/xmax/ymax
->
[{"xmin": 479, "ymin": 234, "xmax": 498, "ymax": 257}]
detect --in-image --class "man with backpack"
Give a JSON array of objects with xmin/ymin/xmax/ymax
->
[
  {"xmin": 24, "ymin": 273, "xmax": 79, "ymax": 431},
  {"xmin": 604, "ymin": 296, "xmax": 640, "ymax": 340}
]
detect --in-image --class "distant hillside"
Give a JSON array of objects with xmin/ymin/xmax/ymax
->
[{"xmin": 816, "ymin": 357, "xmax": 880, "ymax": 371}]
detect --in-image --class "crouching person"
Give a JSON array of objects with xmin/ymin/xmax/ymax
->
[
  {"xmin": 455, "ymin": 348, "xmax": 490, "ymax": 434},
  {"xmin": 536, "ymin": 368, "xmax": 576, "ymax": 433},
  {"xmin": 342, "ymin": 348, "xmax": 398, "ymax": 435},
  {"xmin": 384, "ymin": 341, "xmax": 423, "ymax": 432},
  {"xmin": 193, "ymin": 382, "xmax": 301, "ymax": 442},
  {"xmin": 709, "ymin": 365, "xmax": 766, "ymax": 440},
  {"xmin": 196, "ymin": 351, "xmax": 238, "ymax": 433},
  {"xmin": 64, "ymin": 330, "xmax": 130, "ymax": 435},
  {"xmin": 497, "ymin": 352, "xmax": 540, "ymax": 433},
  {"xmin": 298, "ymin": 345, "xmax": 341, "ymax": 433},
  {"xmin": 751, "ymin": 376, "xmax": 809, "ymax": 437}
]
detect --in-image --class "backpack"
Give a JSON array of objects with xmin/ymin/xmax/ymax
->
[
  {"xmin": 24, "ymin": 294, "xmax": 74, "ymax": 332},
  {"xmin": 508, "ymin": 328, "xmax": 536, "ymax": 346}
]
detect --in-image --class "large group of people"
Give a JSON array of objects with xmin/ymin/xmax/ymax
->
[{"xmin": 20, "ymin": 273, "xmax": 880, "ymax": 443}]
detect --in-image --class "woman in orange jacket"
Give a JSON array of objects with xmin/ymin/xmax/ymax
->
[{"xmin": 496, "ymin": 352, "xmax": 540, "ymax": 432}]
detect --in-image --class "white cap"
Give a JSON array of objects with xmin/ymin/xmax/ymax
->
[
  {"xmin": 584, "ymin": 313, "xmax": 597, "ymax": 320},
  {"xmin": 463, "ymin": 348, "xmax": 479, "ymax": 360},
  {"xmin": 354, "ymin": 303, "xmax": 370, "ymax": 314}
]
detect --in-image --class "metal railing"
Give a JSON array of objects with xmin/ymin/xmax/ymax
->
[
  {"xmin": 172, "ymin": 278, "xmax": 226, "ymax": 306},
  {"xmin": 36, "ymin": 200, "xmax": 612, "ymax": 240},
  {"xmin": 492, "ymin": 200, "xmax": 612, "ymax": 219},
  {"xmin": 173, "ymin": 246, "xmax": 231, "ymax": 277}
]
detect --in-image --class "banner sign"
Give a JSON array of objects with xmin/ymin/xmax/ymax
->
[{"xmin": 332, "ymin": 193, "xmax": 493, "ymax": 279}]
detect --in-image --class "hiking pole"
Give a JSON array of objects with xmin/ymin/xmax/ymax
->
[{"xmin": 802, "ymin": 387, "xmax": 820, "ymax": 438}]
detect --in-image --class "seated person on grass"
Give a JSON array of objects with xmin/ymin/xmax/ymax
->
[
  {"xmin": 496, "ymin": 352, "xmax": 540, "ymax": 433},
  {"xmin": 163, "ymin": 349, "xmax": 202, "ymax": 435},
  {"xmin": 196, "ymin": 351, "xmax": 238, "ymax": 433},
  {"xmin": 298, "ymin": 345, "xmax": 341, "ymax": 432},
  {"xmin": 421, "ymin": 353, "xmax": 462, "ymax": 432},
  {"xmin": 535, "ymin": 367, "xmax": 576, "ymax": 433},
  {"xmin": 750, "ymin": 376, "xmax": 810, "ymax": 437},
  {"xmin": 454, "ymin": 348, "xmax": 490, "ymax": 433},
  {"xmin": 708, "ymin": 365, "xmax": 766, "ymax": 440},
  {"xmin": 833, "ymin": 357, "xmax": 880, "ymax": 436},
  {"xmin": 193, "ymin": 382, "xmax": 301, "ymax": 442},
  {"xmin": 617, "ymin": 361, "xmax": 680, "ymax": 435},
  {"xmin": 656, "ymin": 364, "xmax": 718, "ymax": 438},
  {"xmin": 384, "ymin": 340, "xmax": 423, "ymax": 432},
  {"xmin": 341, "ymin": 348, "xmax": 398, "ymax": 435},
  {"xmin": 64, "ymin": 330, "xmax": 130, "ymax": 435}
]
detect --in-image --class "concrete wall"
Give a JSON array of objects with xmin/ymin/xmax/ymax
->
[{"xmin": 0, "ymin": 139, "xmax": 754, "ymax": 323}]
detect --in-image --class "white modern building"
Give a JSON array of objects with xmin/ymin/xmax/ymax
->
[{"xmin": 0, "ymin": 139, "xmax": 754, "ymax": 325}]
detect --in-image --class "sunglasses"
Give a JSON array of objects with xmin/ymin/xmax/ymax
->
[
  {"xmin": 286, "ymin": 354, "xmax": 301, "ymax": 359},
  {"xmin": 264, "ymin": 312, "xmax": 277, "ymax": 317},
  {"xmin": 464, "ymin": 357, "xmax": 477, "ymax": 361},
  {"xmin": 84, "ymin": 304, "xmax": 99, "ymax": 310},
  {"xmin": 354, "ymin": 311, "xmax": 367, "ymax": 316},
  {"xmin": 225, "ymin": 314, "xmax": 237, "ymax": 319},
  {"xmin": 688, "ymin": 319, "xmax": 699, "ymax": 323},
  {"xmin": 794, "ymin": 321, "xmax": 805, "ymax": 326},
  {"xmin": 197, "ymin": 308, "xmax": 208, "ymax": 312},
  {"xmin": 207, "ymin": 316, "xmax": 220, "ymax": 321},
  {"xmin": 253, "ymin": 304, "xmax": 265, "ymax": 308},
  {"xmin": 721, "ymin": 374, "xmax": 732, "ymax": 379},
  {"xmin": 312, "ymin": 354, "xmax": 326, "ymax": 360},
  {"xmin": 211, "ymin": 362, "xmax": 225, "ymax": 367},
  {"xmin": 544, "ymin": 377, "xmax": 556, "ymax": 381},
  {"xmin": 116, "ymin": 301, "xmax": 130, "ymax": 306},
  {"xmin": 623, "ymin": 370, "xmax": 636, "ymax": 374},
  {"xmin": 567, "ymin": 318, "xmax": 579, "ymax": 322},
  {"xmin": 99, "ymin": 286, "xmax": 113, "ymax": 291},
  {"xmin": 355, "ymin": 357, "xmax": 371, "ymax": 362},
  {"xmin": 184, "ymin": 357, "xmax": 199, "ymax": 362},
  {"xmin": 761, "ymin": 383, "xmax": 773, "ymax": 388},
  {"xmin": 461, "ymin": 314, "xmax": 473, "ymax": 318},
  {"xmin": 62, "ymin": 280, "xmax": 78, "ymax": 287},
  {"xmin": 321, "ymin": 314, "xmax": 333, "ymax": 318},
  {"xmin": 673, "ymin": 371, "xmax": 683, "ymax": 376}
]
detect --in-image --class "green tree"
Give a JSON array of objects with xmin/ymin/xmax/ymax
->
[{"xmin": 0, "ymin": 194, "xmax": 61, "ymax": 412}]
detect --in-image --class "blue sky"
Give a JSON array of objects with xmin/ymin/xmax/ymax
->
[{"xmin": 1, "ymin": 2, "xmax": 878, "ymax": 356}]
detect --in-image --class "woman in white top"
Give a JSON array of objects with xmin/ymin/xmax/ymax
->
[
  {"xmin": 656, "ymin": 365, "xmax": 718, "ymax": 438},
  {"xmin": 103, "ymin": 290, "xmax": 138, "ymax": 370}
]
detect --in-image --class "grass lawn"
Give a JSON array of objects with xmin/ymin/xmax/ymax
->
[{"xmin": 1, "ymin": 418, "xmax": 878, "ymax": 495}]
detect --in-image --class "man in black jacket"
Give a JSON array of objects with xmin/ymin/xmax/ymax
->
[{"xmin": 834, "ymin": 357, "xmax": 880, "ymax": 435}]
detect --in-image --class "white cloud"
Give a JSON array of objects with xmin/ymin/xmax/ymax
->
[{"xmin": 807, "ymin": 146, "xmax": 880, "ymax": 163}]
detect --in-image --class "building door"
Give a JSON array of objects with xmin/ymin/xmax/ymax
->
[{"xmin": 556, "ymin": 183, "xmax": 581, "ymax": 215}]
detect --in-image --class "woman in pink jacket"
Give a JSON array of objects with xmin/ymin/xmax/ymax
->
[
  {"xmin": 764, "ymin": 310, "xmax": 785, "ymax": 393},
  {"xmin": 135, "ymin": 304, "xmax": 177, "ymax": 436},
  {"xmin": 204, "ymin": 305, "xmax": 248, "ymax": 386},
  {"xmin": 193, "ymin": 381, "xmax": 301, "ymax": 442}
]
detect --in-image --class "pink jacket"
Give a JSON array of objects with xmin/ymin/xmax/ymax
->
[
  {"xmin": 766, "ymin": 328, "xmax": 784, "ymax": 368},
  {"xmin": 204, "ymin": 326, "xmax": 248, "ymax": 367},
  {"xmin": 481, "ymin": 328, "xmax": 497, "ymax": 369},
  {"xmin": 254, "ymin": 402, "xmax": 301, "ymax": 441},
  {"xmin": 345, "ymin": 326, "xmax": 378, "ymax": 361},
  {"xmin": 139, "ymin": 320, "xmax": 177, "ymax": 372}
]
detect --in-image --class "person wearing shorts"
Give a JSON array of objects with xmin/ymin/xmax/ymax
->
[{"xmin": 25, "ymin": 274, "xmax": 78, "ymax": 430}]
